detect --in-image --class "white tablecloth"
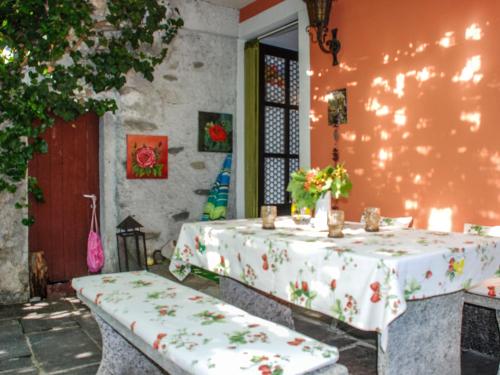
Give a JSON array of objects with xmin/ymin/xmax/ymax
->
[{"xmin": 170, "ymin": 217, "xmax": 500, "ymax": 334}]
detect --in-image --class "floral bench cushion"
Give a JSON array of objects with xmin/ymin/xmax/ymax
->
[
  {"xmin": 360, "ymin": 215, "xmax": 413, "ymax": 228},
  {"xmin": 464, "ymin": 224, "xmax": 500, "ymax": 299},
  {"xmin": 72, "ymin": 271, "xmax": 340, "ymax": 375}
]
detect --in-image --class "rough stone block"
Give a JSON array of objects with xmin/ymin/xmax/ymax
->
[
  {"xmin": 123, "ymin": 119, "xmax": 158, "ymax": 131},
  {"xmin": 378, "ymin": 291, "xmax": 463, "ymax": 375},
  {"xmin": 193, "ymin": 189, "xmax": 210, "ymax": 196},
  {"xmin": 462, "ymin": 303, "xmax": 500, "ymax": 358},
  {"xmin": 0, "ymin": 187, "xmax": 29, "ymax": 307},
  {"xmin": 461, "ymin": 350, "xmax": 500, "ymax": 375},
  {"xmin": 163, "ymin": 74, "xmax": 178, "ymax": 81},
  {"xmin": 171, "ymin": 211, "xmax": 189, "ymax": 222},
  {"xmin": 189, "ymin": 161, "xmax": 206, "ymax": 170},
  {"xmin": 168, "ymin": 147, "xmax": 184, "ymax": 155}
]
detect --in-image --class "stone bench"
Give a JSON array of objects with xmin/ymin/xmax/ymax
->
[{"xmin": 72, "ymin": 271, "xmax": 349, "ymax": 375}]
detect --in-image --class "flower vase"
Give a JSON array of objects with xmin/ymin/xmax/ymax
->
[{"xmin": 311, "ymin": 191, "xmax": 331, "ymax": 230}]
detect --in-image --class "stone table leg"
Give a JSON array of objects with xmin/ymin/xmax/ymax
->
[
  {"xmin": 497, "ymin": 310, "xmax": 500, "ymax": 375},
  {"xmin": 377, "ymin": 291, "xmax": 464, "ymax": 375},
  {"xmin": 219, "ymin": 276, "xmax": 295, "ymax": 329}
]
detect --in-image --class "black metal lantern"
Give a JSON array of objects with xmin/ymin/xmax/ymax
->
[
  {"xmin": 116, "ymin": 216, "xmax": 148, "ymax": 272},
  {"xmin": 304, "ymin": 0, "xmax": 341, "ymax": 65}
]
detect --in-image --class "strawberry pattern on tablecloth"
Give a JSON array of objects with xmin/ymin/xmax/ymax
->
[
  {"xmin": 464, "ymin": 223, "xmax": 500, "ymax": 299},
  {"xmin": 170, "ymin": 217, "xmax": 500, "ymax": 334},
  {"xmin": 72, "ymin": 271, "xmax": 339, "ymax": 375}
]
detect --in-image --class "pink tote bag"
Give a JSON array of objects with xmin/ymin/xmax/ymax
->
[{"xmin": 87, "ymin": 199, "xmax": 104, "ymax": 273}]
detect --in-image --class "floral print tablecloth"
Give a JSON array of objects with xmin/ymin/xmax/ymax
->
[
  {"xmin": 464, "ymin": 223, "xmax": 500, "ymax": 298},
  {"xmin": 171, "ymin": 217, "xmax": 500, "ymax": 335},
  {"xmin": 72, "ymin": 271, "xmax": 339, "ymax": 375},
  {"xmin": 468, "ymin": 276, "xmax": 500, "ymax": 298}
]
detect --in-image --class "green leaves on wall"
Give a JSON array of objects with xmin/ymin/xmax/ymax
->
[{"xmin": 0, "ymin": 0, "xmax": 183, "ymax": 224}]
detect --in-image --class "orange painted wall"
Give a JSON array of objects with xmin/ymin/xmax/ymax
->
[
  {"xmin": 310, "ymin": 0, "xmax": 500, "ymax": 231},
  {"xmin": 240, "ymin": 0, "xmax": 284, "ymax": 22}
]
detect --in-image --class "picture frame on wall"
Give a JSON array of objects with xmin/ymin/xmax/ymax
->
[
  {"xmin": 328, "ymin": 88, "xmax": 347, "ymax": 126},
  {"xmin": 126, "ymin": 134, "xmax": 168, "ymax": 179},
  {"xmin": 198, "ymin": 111, "xmax": 233, "ymax": 153}
]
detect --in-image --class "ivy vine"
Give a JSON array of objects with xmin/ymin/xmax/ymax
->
[{"xmin": 0, "ymin": 0, "xmax": 183, "ymax": 224}]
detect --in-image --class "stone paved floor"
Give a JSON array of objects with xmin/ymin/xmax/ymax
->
[{"xmin": 0, "ymin": 267, "xmax": 498, "ymax": 374}]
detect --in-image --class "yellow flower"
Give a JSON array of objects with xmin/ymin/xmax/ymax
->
[
  {"xmin": 453, "ymin": 259, "xmax": 464, "ymax": 275},
  {"xmin": 336, "ymin": 165, "xmax": 346, "ymax": 175}
]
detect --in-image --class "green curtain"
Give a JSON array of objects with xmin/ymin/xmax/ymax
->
[{"xmin": 244, "ymin": 40, "xmax": 260, "ymax": 218}]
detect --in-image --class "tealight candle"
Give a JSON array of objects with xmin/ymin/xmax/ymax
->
[
  {"xmin": 364, "ymin": 207, "xmax": 381, "ymax": 232},
  {"xmin": 261, "ymin": 205, "xmax": 277, "ymax": 230},
  {"xmin": 328, "ymin": 210, "xmax": 345, "ymax": 238}
]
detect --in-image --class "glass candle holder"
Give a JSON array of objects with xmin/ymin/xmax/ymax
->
[
  {"xmin": 291, "ymin": 203, "xmax": 312, "ymax": 225},
  {"xmin": 364, "ymin": 207, "xmax": 381, "ymax": 232},
  {"xmin": 261, "ymin": 205, "xmax": 277, "ymax": 229},
  {"xmin": 328, "ymin": 210, "xmax": 345, "ymax": 238}
]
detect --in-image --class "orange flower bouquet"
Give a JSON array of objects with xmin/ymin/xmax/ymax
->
[{"xmin": 287, "ymin": 164, "xmax": 352, "ymax": 210}]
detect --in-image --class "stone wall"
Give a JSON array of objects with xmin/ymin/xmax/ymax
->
[
  {"xmin": 99, "ymin": 0, "xmax": 239, "ymax": 271},
  {"xmin": 0, "ymin": 184, "xmax": 29, "ymax": 304},
  {"xmin": 0, "ymin": 0, "xmax": 238, "ymax": 302}
]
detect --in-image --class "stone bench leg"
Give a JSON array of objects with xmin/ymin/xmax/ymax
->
[
  {"xmin": 377, "ymin": 291, "xmax": 463, "ymax": 375},
  {"xmin": 219, "ymin": 276, "xmax": 295, "ymax": 329},
  {"xmin": 94, "ymin": 314, "xmax": 166, "ymax": 375}
]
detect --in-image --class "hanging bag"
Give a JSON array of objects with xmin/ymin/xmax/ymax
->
[{"xmin": 87, "ymin": 196, "xmax": 104, "ymax": 273}]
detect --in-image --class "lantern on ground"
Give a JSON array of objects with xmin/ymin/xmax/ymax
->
[{"xmin": 116, "ymin": 216, "xmax": 148, "ymax": 272}]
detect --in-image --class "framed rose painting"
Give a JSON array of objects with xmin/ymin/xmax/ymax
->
[
  {"xmin": 198, "ymin": 111, "xmax": 233, "ymax": 153},
  {"xmin": 126, "ymin": 135, "xmax": 168, "ymax": 179}
]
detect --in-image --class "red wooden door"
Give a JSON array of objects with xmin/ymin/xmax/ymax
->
[{"xmin": 29, "ymin": 113, "xmax": 100, "ymax": 283}]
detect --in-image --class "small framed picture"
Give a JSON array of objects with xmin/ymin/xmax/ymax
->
[
  {"xmin": 126, "ymin": 134, "xmax": 168, "ymax": 179},
  {"xmin": 328, "ymin": 88, "xmax": 347, "ymax": 126},
  {"xmin": 198, "ymin": 111, "xmax": 233, "ymax": 153}
]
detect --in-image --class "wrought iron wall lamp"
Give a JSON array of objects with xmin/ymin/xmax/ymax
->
[{"xmin": 304, "ymin": 0, "xmax": 341, "ymax": 65}]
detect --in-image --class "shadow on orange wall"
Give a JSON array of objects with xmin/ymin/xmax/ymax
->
[{"xmin": 310, "ymin": 0, "xmax": 500, "ymax": 231}]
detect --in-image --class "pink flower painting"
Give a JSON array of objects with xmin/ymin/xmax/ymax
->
[{"xmin": 127, "ymin": 134, "xmax": 168, "ymax": 179}]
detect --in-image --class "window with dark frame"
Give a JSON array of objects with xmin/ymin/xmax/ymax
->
[{"xmin": 258, "ymin": 44, "xmax": 299, "ymax": 215}]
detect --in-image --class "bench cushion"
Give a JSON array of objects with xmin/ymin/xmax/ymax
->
[
  {"xmin": 464, "ymin": 223, "xmax": 500, "ymax": 299},
  {"xmin": 72, "ymin": 271, "xmax": 340, "ymax": 375}
]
